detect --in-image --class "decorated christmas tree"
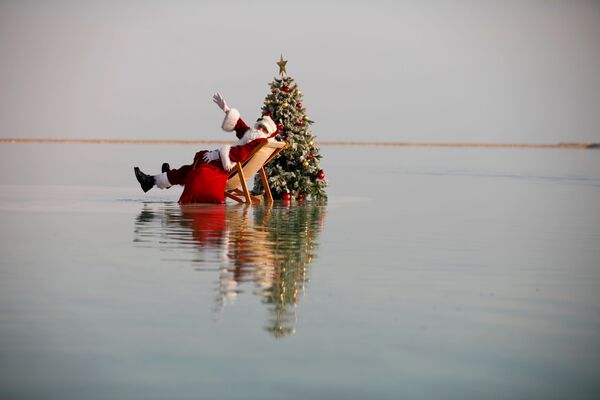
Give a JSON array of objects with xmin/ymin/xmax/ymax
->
[{"xmin": 252, "ymin": 55, "xmax": 327, "ymax": 201}]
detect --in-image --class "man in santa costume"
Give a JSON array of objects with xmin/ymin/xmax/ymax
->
[{"xmin": 134, "ymin": 93, "xmax": 278, "ymax": 204}]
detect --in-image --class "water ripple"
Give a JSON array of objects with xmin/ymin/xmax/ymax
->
[{"xmin": 133, "ymin": 202, "xmax": 326, "ymax": 337}]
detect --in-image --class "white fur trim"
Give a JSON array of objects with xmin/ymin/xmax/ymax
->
[
  {"xmin": 219, "ymin": 145, "xmax": 235, "ymax": 171},
  {"xmin": 221, "ymin": 108, "xmax": 240, "ymax": 132},
  {"xmin": 235, "ymin": 128, "xmax": 269, "ymax": 146},
  {"xmin": 154, "ymin": 172, "xmax": 171, "ymax": 189}
]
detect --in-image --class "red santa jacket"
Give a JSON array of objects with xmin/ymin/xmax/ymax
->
[{"xmin": 178, "ymin": 109, "xmax": 272, "ymax": 205}]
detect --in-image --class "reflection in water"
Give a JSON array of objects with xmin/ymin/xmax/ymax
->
[{"xmin": 133, "ymin": 202, "xmax": 326, "ymax": 337}]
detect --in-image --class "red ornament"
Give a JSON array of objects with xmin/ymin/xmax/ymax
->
[
  {"xmin": 317, "ymin": 170, "xmax": 325, "ymax": 180},
  {"xmin": 277, "ymin": 123, "xmax": 284, "ymax": 131},
  {"xmin": 297, "ymin": 102, "xmax": 302, "ymax": 109},
  {"xmin": 282, "ymin": 193, "xmax": 291, "ymax": 200},
  {"xmin": 264, "ymin": 111, "xmax": 271, "ymax": 117},
  {"xmin": 307, "ymin": 153, "xmax": 314, "ymax": 160},
  {"xmin": 296, "ymin": 120, "xmax": 304, "ymax": 126},
  {"xmin": 283, "ymin": 86, "xmax": 290, "ymax": 93},
  {"xmin": 297, "ymin": 193, "xmax": 304, "ymax": 201}
]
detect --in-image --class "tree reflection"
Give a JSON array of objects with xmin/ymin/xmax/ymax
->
[{"xmin": 133, "ymin": 202, "xmax": 326, "ymax": 338}]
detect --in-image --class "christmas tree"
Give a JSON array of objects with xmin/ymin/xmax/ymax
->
[{"xmin": 252, "ymin": 55, "xmax": 327, "ymax": 201}]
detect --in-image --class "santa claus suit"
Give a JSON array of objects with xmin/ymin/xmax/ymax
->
[{"xmin": 161, "ymin": 109, "xmax": 274, "ymax": 204}]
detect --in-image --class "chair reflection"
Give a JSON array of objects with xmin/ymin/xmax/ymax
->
[{"xmin": 133, "ymin": 202, "xmax": 326, "ymax": 338}]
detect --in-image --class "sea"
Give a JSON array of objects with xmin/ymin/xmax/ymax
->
[{"xmin": 1, "ymin": 143, "xmax": 599, "ymax": 399}]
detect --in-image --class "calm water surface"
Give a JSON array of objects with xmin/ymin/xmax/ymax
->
[{"xmin": 0, "ymin": 144, "xmax": 599, "ymax": 399}]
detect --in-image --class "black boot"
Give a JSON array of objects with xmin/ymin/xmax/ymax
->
[{"xmin": 134, "ymin": 167, "xmax": 155, "ymax": 193}]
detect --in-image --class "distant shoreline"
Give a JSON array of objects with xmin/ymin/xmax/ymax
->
[{"xmin": 0, "ymin": 137, "xmax": 598, "ymax": 149}]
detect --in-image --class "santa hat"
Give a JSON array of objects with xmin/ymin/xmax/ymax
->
[{"xmin": 254, "ymin": 115, "xmax": 277, "ymax": 134}]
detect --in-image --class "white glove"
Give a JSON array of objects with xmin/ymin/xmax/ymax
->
[
  {"xmin": 212, "ymin": 92, "xmax": 230, "ymax": 113},
  {"xmin": 202, "ymin": 150, "xmax": 220, "ymax": 163}
]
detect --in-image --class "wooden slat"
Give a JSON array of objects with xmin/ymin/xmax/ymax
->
[
  {"xmin": 224, "ymin": 140, "xmax": 288, "ymax": 204},
  {"xmin": 225, "ymin": 192, "xmax": 244, "ymax": 203}
]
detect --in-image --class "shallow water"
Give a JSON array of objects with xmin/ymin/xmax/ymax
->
[{"xmin": 1, "ymin": 144, "xmax": 599, "ymax": 399}]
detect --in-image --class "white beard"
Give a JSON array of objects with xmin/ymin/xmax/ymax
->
[{"xmin": 235, "ymin": 128, "xmax": 269, "ymax": 146}]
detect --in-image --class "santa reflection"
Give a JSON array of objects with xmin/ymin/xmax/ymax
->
[{"xmin": 134, "ymin": 202, "xmax": 326, "ymax": 338}]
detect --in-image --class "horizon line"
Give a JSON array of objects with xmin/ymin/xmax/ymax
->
[{"xmin": 0, "ymin": 137, "xmax": 598, "ymax": 149}]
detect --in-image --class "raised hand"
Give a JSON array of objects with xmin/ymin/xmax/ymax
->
[{"xmin": 212, "ymin": 92, "xmax": 230, "ymax": 113}]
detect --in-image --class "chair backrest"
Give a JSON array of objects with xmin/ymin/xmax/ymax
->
[{"xmin": 225, "ymin": 140, "xmax": 287, "ymax": 191}]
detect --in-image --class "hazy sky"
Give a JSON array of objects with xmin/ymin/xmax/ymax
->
[{"xmin": 1, "ymin": 0, "xmax": 599, "ymax": 143}]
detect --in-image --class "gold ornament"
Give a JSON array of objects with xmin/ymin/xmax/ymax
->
[
  {"xmin": 298, "ymin": 90, "xmax": 302, "ymax": 96},
  {"xmin": 303, "ymin": 160, "xmax": 309, "ymax": 167},
  {"xmin": 277, "ymin": 54, "xmax": 288, "ymax": 77},
  {"xmin": 265, "ymin": 100, "xmax": 271, "ymax": 105},
  {"xmin": 271, "ymin": 87, "xmax": 277, "ymax": 93},
  {"xmin": 282, "ymin": 102, "xmax": 288, "ymax": 108},
  {"xmin": 309, "ymin": 140, "xmax": 314, "ymax": 147}
]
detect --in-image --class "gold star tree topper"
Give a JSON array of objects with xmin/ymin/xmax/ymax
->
[{"xmin": 277, "ymin": 54, "xmax": 288, "ymax": 77}]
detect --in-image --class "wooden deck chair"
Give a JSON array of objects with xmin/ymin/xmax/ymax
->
[{"xmin": 225, "ymin": 140, "xmax": 287, "ymax": 204}]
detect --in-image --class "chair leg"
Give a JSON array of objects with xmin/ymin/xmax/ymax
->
[
  {"xmin": 236, "ymin": 162, "xmax": 252, "ymax": 204},
  {"xmin": 259, "ymin": 167, "xmax": 273, "ymax": 203}
]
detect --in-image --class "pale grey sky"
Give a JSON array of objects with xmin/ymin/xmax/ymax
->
[{"xmin": 1, "ymin": 0, "xmax": 599, "ymax": 143}]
